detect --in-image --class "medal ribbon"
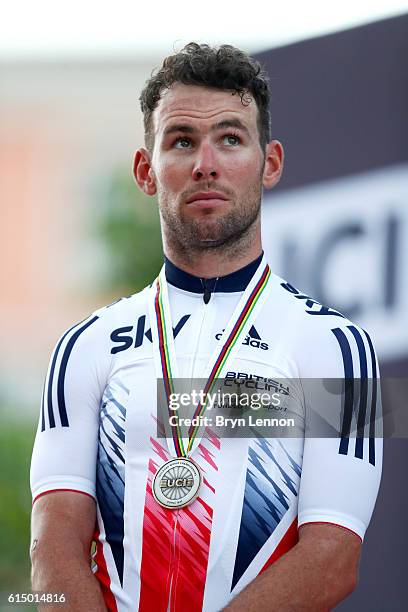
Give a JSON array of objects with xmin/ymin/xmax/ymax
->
[
  {"xmin": 152, "ymin": 258, "xmax": 271, "ymax": 458},
  {"xmin": 154, "ymin": 274, "xmax": 185, "ymax": 456}
]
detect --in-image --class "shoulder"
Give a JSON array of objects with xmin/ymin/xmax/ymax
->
[
  {"xmin": 41, "ymin": 286, "xmax": 153, "ymax": 427},
  {"xmin": 91, "ymin": 284, "xmax": 151, "ymax": 325},
  {"xmin": 66, "ymin": 285, "xmax": 151, "ymax": 341},
  {"xmin": 47, "ymin": 285, "xmax": 152, "ymax": 372},
  {"xmin": 267, "ymin": 273, "xmax": 378, "ymax": 378}
]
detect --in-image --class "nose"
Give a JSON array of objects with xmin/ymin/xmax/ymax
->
[{"xmin": 192, "ymin": 142, "xmax": 219, "ymax": 181}]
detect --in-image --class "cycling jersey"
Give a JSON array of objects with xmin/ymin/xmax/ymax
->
[{"xmin": 30, "ymin": 254, "xmax": 382, "ymax": 612}]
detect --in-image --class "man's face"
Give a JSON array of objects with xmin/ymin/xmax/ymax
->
[{"xmin": 140, "ymin": 83, "xmax": 280, "ymax": 252}]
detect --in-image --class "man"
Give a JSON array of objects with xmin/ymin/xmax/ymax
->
[{"xmin": 30, "ymin": 43, "xmax": 382, "ymax": 611}]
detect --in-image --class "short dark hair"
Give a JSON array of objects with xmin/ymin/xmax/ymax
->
[{"xmin": 140, "ymin": 42, "xmax": 271, "ymax": 151}]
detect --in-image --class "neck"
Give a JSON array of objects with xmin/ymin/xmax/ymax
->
[{"xmin": 162, "ymin": 227, "xmax": 263, "ymax": 279}]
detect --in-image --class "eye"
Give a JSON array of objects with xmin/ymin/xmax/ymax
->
[
  {"xmin": 223, "ymin": 133, "xmax": 241, "ymax": 146},
  {"xmin": 174, "ymin": 138, "xmax": 192, "ymax": 149}
]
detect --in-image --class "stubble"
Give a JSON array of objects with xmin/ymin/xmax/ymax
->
[{"xmin": 158, "ymin": 179, "xmax": 263, "ymax": 263}]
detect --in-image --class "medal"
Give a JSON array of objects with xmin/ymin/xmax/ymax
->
[
  {"xmin": 150, "ymin": 256, "xmax": 272, "ymax": 508},
  {"xmin": 152, "ymin": 457, "xmax": 202, "ymax": 509}
]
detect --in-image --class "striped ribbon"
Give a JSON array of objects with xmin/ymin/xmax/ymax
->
[{"xmin": 154, "ymin": 264, "xmax": 271, "ymax": 457}]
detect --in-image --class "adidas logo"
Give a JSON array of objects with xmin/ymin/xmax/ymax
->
[
  {"xmin": 215, "ymin": 325, "xmax": 269, "ymax": 351},
  {"xmin": 243, "ymin": 325, "xmax": 269, "ymax": 350}
]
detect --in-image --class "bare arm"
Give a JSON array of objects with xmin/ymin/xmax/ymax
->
[
  {"xmin": 30, "ymin": 491, "xmax": 107, "ymax": 612},
  {"xmin": 224, "ymin": 524, "xmax": 361, "ymax": 612}
]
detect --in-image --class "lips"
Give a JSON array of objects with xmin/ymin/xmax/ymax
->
[{"xmin": 186, "ymin": 191, "xmax": 228, "ymax": 204}]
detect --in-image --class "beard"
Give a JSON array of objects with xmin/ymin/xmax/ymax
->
[{"xmin": 158, "ymin": 180, "xmax": 263, "ymax": 256}]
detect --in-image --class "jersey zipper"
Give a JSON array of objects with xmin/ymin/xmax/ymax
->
[{"xmin": 189, "ymin": 290, "xmax": 213, "ymax": 380}]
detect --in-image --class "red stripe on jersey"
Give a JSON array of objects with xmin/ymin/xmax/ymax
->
[
  {"xmin": 299, "ymin": 521, "xmax": 363, "ymax": 543},
  {"xmin": 93, "ymin": 528, "xmax": 118, "ymax": 612},
  {"xmin": 260, "ymin": 518, "xmax": 299, "ymax": 574},
  {"xmin": 32, "ymin": 488, "xmax": 95, "ymax": 505},
  {"xmin": 196, "ymin": 444, "xmax": 218, "ymax": 471},
  {"xmin": 139, "ymin": 458, "xmax": 175, "ymax": 612},
  {"xmin": 139, "ymin": 436, "xmax": 218, "ymax": 611},
  {"xmin": 205, "ymin": 427, "xmax": 221, "ymax": 450},
  {"xmin": 171, "ymin": 495, "xmax": 213, "ymax": 612}
]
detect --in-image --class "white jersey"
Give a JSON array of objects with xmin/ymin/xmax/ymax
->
[{"xmin": 30, "ymin": 255, "xmax": 382, "ymax": 612}]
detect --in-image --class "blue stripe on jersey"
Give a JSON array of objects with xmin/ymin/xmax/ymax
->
[
  {"xmin": 44, "ymin": 320, "xmax": 84, "ymax": 431},
  {"xmin": 347, "ymin": 326, "xmax": 368, "ymax": 460},
  {"xmin": 231, "ymin": 439, "xmax": 301, "ymax": 591},
  {"xmin": 40, "ymin": 381, "xmax": 46, "ymax": 432},
  {"xmin": 43, "ymin": 316, "xmax": 98, "ymax": 431},
  {"xmin": 57, "ymin": 316, "xmax": 99, "ymax": 427},
  {"xmin": 363, "ymin": 330, "xmax": 378, "ymax": 466},
  {"xmin": 331, "ymin": 328, "xmax": 355, "ymax": 457},
  {"xmin": 96, "ymin": 386, "xmax": 127, "ymax": 587},
  {"xmin": 332, "ymin": 326, "xmax": 379, "ymax": 465}
]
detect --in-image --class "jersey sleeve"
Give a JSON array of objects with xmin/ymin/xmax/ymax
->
[
  {"xmin": 30, "ymin": 312, "xmax": 111, "ymax": 503},
  {"xmin": 297, "ymin": 322, "xmax": 383, "ymax": 541}
]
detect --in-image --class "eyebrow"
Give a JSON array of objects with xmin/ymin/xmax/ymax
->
[{"xmin": 163, "ymin": 118, "xmax": 250, "ymax": 137}]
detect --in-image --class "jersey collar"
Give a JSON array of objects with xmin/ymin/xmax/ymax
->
[{"xmin": 164, "ymin": 252, "xmax": 264, "ymax": 294}]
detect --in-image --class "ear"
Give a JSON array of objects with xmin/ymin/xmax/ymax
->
[
  {"xmin": 133, "ymin": 148, "xmax": 157, "ymax": 196},
  {"xmin": 262, "ymin": 140, "xmax": 284, "ymax": 190}
]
